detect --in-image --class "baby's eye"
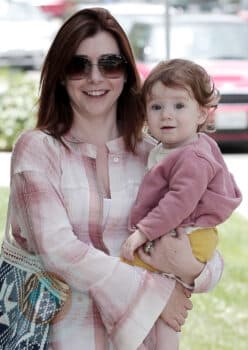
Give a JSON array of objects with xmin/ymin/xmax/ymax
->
[
  {"xmin": 151, "ymin": 104, "xmax": 162, "ymax": 111},
  {"xmin": 175, "ymin": 103, "xmax": 185, "ymax": 109}
]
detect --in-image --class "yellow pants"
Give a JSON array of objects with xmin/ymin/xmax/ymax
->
[{"xmin": 122, "ymin": 227, "xmax": 218, "ymax": 273}]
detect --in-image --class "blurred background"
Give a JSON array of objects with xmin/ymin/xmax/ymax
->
[
  {"xmin": 1, "ymin": 0, "xmax": 248, "ymax": 152},
  {"xmin": 0, "ymin": 1, "xmax": 247, "ymax": 349}
]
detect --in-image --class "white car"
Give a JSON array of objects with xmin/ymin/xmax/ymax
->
[{"xmin": 0, "ymin": 0, "xmax": 61, "ymax": 69}]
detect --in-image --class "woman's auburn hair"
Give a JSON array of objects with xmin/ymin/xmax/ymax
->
[{"xmin": 36, "ymin": 7, "xmax": 145, "ymax": 153}]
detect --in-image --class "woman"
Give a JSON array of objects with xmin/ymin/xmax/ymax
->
[{"xmin": 1, "ymin": 8, "xmax": 223, "ymax": 349}]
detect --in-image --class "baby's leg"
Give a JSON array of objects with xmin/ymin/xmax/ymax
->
[{"xmin": 156, "ymin": 318, "xmax": 180, "ymax": 350}]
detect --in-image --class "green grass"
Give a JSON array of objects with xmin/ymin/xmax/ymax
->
[
  {"xmin": 181, "ymin": 213, "xmax": 248, "ymax": 350},
  {"xmin": 0, "ymin": 186, "xmax": 247, "ymax": 349}
]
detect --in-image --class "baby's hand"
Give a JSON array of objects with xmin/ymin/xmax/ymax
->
[{"xmin": 121, "ymin": 229, "xmax": 147, "ymax": 261}]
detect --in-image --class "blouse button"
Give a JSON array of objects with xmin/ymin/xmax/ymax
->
[{"xmin": 113, "ymin": 156, "xmax": 119, "ymax": 163}]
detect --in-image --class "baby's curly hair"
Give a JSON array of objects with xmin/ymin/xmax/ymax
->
[{"xmin": 142, "ymin": 58, "xmax": 220, "ymax": 132}]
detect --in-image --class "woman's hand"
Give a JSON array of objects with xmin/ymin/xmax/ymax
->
[
  {"xmin": 137, "ymin": 229, "xmax": 204, "ymax": 285},
  {"xmin": 160, "ymin": 282, "xmax": 192, "ymax": 332}
]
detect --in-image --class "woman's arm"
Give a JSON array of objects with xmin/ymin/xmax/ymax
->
[{"xmin": 137, "ymin": 230, "xmax": 224, "ymax": 292}]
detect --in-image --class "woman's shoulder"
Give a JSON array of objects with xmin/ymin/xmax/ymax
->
[
  {"xmin": 14, "ymin": 129, "xmax": 54, "ymax": 150},
  {"xmin": 11, "ymin": 129, "xmax": 60, "ymax": 173}
]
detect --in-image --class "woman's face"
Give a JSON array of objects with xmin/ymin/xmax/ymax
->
[{"xmin": 65, "ymin": 31, "xmax": 126, "ymax": 121}]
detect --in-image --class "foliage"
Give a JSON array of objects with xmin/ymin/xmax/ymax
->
[
  {"xmin": 0, "ymin": 186, "xmax": 247, "ymax": 349},
  {"xmin": 0, "ymin": 69, "xmax": 38, "ymax": 151}
]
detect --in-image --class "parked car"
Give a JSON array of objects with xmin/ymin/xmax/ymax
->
[
  {"xmin": 129, "ymin": 13, "xmax": 248, "ymax": 149},
  {"xmin": 0, "ymin": 0, "xmax": 61, "ymax": 70}
]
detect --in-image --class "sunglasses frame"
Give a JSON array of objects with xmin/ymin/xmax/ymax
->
[{"xmin": 66, "ymin": 54, "xmax": 127, "ymax": 80}]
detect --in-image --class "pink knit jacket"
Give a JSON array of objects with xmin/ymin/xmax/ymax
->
[{"xmin": 130, "ymin": 133, "xmax": 242, "ymax": 240}]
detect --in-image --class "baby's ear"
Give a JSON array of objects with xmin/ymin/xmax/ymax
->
[
  {"xmin": 199, "ymin": 106, "xmax": 217, "ymax": 133},
  {"xmin": 198, "ymin": 107, "xmax": 208, "ymax": 124}
]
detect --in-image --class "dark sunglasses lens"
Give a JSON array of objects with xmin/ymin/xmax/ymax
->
[
  {"xmin": 66, "ymin": 57, "xmax": 89, "ymax": 80},
  {"xmin": 66, "ymin": 55, "xmax": 126, "ymax": 80},
  {"xmin": 99, "ymin": 55, "xmax": 126, "ymax": 78}
]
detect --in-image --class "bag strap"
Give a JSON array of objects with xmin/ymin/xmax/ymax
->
[{"xmin": 4, "ymin": 194, "xmax": 12, "ymax": 242}]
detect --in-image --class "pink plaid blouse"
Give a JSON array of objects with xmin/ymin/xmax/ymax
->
[{"xmin": 7, "ymin": 130, "xmax": 223, "ymax": 349}]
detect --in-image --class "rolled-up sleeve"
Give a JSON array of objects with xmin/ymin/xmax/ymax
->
[{"xmin": 194, "ymin": 250, "xmax": 224, "ymax": 293}]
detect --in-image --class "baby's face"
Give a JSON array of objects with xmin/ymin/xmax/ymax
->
[{"xmin": 146, "ymin": 81, "xmax": 207, "ymax": 149}]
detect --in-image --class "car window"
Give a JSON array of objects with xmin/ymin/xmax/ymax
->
[{"xmin": 130, "ymin": 20, "xmax": 248, "ymax": 62}]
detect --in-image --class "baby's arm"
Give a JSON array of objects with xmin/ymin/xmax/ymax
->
[{"xmin": 121, "ymin": 229, "xmax": 147, "ymax": 261}]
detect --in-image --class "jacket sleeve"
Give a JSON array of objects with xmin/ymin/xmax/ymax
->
[
  {"xmin": 10, "ymin": 131, "xmax": 175, "ymax": 350},
  {"xmin": 137, "ymin": 152, "xmax": 215, "ymax": 240}
]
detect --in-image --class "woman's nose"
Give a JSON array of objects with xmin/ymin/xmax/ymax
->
[{"xmin": 88, "ymin": 64, "xmax": 104, "ymax": 81}]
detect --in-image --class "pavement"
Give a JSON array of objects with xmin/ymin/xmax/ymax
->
[{"xmin": 0, "ymin": 151, "xmax": 247, "ymax": 219}]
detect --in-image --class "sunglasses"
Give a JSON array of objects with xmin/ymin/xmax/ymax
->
[{"xmin": 66, "ymin": 54, "xmax": 127, "ymax": 80}]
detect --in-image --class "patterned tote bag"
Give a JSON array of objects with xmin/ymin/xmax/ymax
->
[{"xmin": 0, "ymin": 199, "xmax": 70, "ymax": 350}]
